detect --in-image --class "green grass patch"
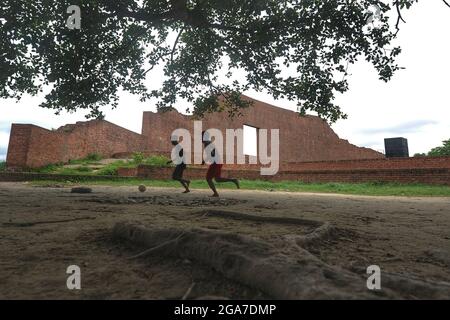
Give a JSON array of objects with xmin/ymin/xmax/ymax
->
[
  {"xmin": 31, "ymin": 164, "xmax": 93, "ymax": 175},
  {"xmin": 0, "ymin": 161, "xmax": 6, "ymax": 172},
  {"xmin": 29, "ymin": 179, "xmax": 450, "ymax": 197},
  {"xmin": 31, "ymin": 163, "xmax": 65, "ymax": 173},
  {"xmin": 85, "ymin": 153, "xmax": 103, "ymax": 161},
  {"xmin": 57, "ymin": 166, "xmax": 94, "ymax": 175},
  {"xmin": 142, "ymin": 155, "xmax": 171, "ymax": 167},
  {"xmin": 31, "ymin": 155, "xmax": 171, "ymax": 176},
  {"xmin": 131, "ymin": 153, "xmax": 171, "ymax": 167},
  {"xmin": 68, "ymin": 153, "xmax": 103, "ymax": 165},
  {"xmin": 95, "ymin": 155, "xmax": 171, "ymax": 176},
  {"xmin": 95, "ymin": 160, "xmax": 132, "ymax": 176}
]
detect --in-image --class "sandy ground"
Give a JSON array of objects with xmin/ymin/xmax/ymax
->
[{"xmin": 0, "ymin": 181, "xmax": 449, "ymax": 299}]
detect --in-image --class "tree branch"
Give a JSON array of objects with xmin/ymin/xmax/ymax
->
[
  {"xmin": 115, "ymin": 8, "xmax": 176, "ymax": 25},
  {"xmin": 170, "ymin": 27, "xmax": 185, "ymax": 63},
  {"xmin": 394, "ymin": 0, "xmax": 406, "ymax": 36}
]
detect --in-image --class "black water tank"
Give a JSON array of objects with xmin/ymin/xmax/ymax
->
[{"xmin": 384, "ymin": 137, "xmax": 409, "ymax": 158}]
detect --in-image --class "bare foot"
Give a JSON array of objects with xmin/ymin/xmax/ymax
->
[
  {"xmin": 210, "ymin": 193, "xmax": 219, "ymax": 198},
  {"xmin": 182, "ymin": 190, "xmax": 190, "ymax": 193}
]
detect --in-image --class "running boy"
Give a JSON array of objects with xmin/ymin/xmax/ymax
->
[
  {"xmin": 167, "ymin": 136, "xmax": 190, "ymax": 193},
  {"xmin": 203, "ymin": 136, "xmax": 239, "ymax": 197}
]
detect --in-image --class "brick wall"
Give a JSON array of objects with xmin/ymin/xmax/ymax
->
[
  {"xmin": 274, "ymin": 168, "xmax": 450, "ymax": 185},
  {"xmin": 117, "ymin": 167, "xmax": 139, "ymax": 177},
  {"xmin": 1, "ymin": 159, "xmax": 448, "ymax": 186},
  {"xmin": 6, "ymin": 121, "xmax": 146, "ymax": 169},
  {"xmin": 6, "ymin": 124, "xmax": 33, "ymax": 168},
  {"xmin": 132, "ymin": 157, "xmax": 450, "ymax": 186},
  {"xmin": 281, "ymin": 156, "xmax": 450, "ymax": 171},
  {"xmin": 7, "ymin": 95, "xmax": 384, "ymax": 169},
  {"xmin": 141, "ymin": 95, "xmax": 384, "ymax": 164}
]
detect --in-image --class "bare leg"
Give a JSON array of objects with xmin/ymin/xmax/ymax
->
[
  {"xmin": 174, "ymin": 178, "xmax": 190, "ymax": 193},
  {"xmin": 215, "ymin": 177, "xmax": 240, "ymax": 189},
  {"xmin": 181, "ymin": 179, "xmax": 191, "ymax": 193},
  {"xmin": 207, "ymin": 178, "xmax": 219, "ymax": 197}
]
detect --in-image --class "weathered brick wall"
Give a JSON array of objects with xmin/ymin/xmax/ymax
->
[
  {"xmin": 6, "ymin": 121, "xmax": 146, "ymax": 168},
  {"xmin": 141, "ymin": 95, "xmax": 384, "ymax": 164},
  {"xmin": 281, "ymin": 156, "xmax": 450, "ymax": 171},
  {"xmin": 2, "ymin": 159, "xmax": 449, "ymax": 186},
  {"xmin": 274, "ymin": 169, "xmax": 450, "ymax": 185},
  {"xmin": 25, "ymin": 125, "xmax": 67, "ymax": 168},
  {"xmin": 6, "ymin": 95, "xmax": 384, "ymax": 169},
  {"xmin": 117, "ymin": 167, "xmax": 139, "ymax": 177},
  {"xmin": 133, "ymin": 157, "xmax": 450, "ymax": 186},
  {"xmin": 5, "ymin": 124, "xmax": 33, "ymax": 168},
  {"xmin": 60, "ymin": 120, "xmax": 146, "ymax": 162}
]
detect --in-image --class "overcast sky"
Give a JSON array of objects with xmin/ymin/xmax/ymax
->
[{"xmin": 1, "ymin": 1, "xmax": 449, "ymax": 161}]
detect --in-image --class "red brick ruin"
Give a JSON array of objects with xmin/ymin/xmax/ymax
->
[
  {"xmin": 6, "ymin": 96, "xmax": 382, "ymax": 168},
  {"xmin": 5, "ymin": 95, "xmax": 450, "ymax": 185}
]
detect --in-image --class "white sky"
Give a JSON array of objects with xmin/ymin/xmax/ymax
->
[
  {"xmin": 243, "ymin": 125, "xmax": 258, "ymax": 157},
  {"xmin": 1, "ymin": 0, "xmax": 449, "ymax": 160}
]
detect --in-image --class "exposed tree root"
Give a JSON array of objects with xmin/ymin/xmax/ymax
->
[
  {"xmin": 2, "ymin": 217, "xmax": 96, "ymax": 228},
  {"xmin": 424, "ymin": 249, "xmax": 450, "ymax": 268},
  {"xmin": 127, "ymin": 231, "xmax": 186, "ymax": 260},
  {"xmin": 285, "ymin": 223, "xmax": 336, "ymax": 247},
  {"xmin": 112, "ymin": 222, "xmax": 450, "ymax": 299},
  {"xmin": 382, "ymin": 272, "xmax": 450, "ymax": 299},
  {"xmin": 85, "ymin": 196, "xmax": 246, "ymax": 207},
  {"xmin": 200, "ymin": 209, "xmax": 336, "ymax": 247},
  {"xmin": 200, "ymin": 209, "xmax": 323, "ymax": 227}
]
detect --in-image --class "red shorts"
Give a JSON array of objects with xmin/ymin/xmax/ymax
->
[{"xmin": 206, "ymin": 163, "xmax": 223, "ymax": 180}]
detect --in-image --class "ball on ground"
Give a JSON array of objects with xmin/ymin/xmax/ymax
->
[{"xmin": 138, "ymin": 185, "xmax": 146, "ymax": 193}]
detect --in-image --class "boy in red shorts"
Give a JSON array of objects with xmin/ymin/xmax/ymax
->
[{"xmin": 203, "ymin": 137, "xmax": 239, "ymax": 197}]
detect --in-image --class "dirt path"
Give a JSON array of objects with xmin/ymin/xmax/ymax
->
[{"xmin": 0, "ymin": 182, "xmax": 449, "ymax": 299}]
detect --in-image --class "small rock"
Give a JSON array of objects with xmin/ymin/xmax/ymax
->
[
  {"xmin": 182, "ymin": 259, "xmax": 192, "ymax": 265},
  {"xmin": 71, "ymin": 187, "xmax": 92, "ymax": 194}
]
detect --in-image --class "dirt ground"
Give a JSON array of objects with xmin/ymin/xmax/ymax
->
[{"xmin": 0, "ymin": 181, "xmax": 449, "ymax": 299}]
